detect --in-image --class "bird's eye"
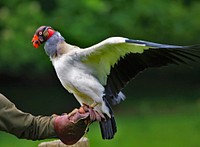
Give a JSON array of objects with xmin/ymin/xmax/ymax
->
[{"xmin": 39, "ymin": 31, "xmax": 43, "ymax": 36}]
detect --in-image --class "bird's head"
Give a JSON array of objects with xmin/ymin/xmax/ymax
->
[{"xmin": 32, "ymin": 26, "xmax": 55, "ymax": 48}]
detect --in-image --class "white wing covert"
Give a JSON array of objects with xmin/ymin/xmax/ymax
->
[{"xmin": 78, "ymin": 37, "xmax": 200, "ymax": 105}]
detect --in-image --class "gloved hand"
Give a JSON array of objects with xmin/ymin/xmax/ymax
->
[{"xmin": 53, "ymin": 105, "xmax": 103, "ymax": 145}]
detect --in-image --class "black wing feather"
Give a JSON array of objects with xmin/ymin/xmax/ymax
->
[{"xmin": 105, "ymin": 39, "xmax": 200, "ymax": 105}]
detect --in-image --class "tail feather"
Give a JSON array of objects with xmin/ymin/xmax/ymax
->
[
  {"xmin": 99, "ymin": 114, "xmax": 117, "ymax": 139},
  {"xmin": 99, "ymin": 97, "xmax": 117, "ymax": 139}
]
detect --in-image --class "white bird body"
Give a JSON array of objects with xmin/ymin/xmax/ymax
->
[
  {"xmin": 32, "ymin": 26, "xmax": 200, "ymax": 139},
  {"xmin": 50, "ymin": 41, "xmax": 110, "ymax": 117}
]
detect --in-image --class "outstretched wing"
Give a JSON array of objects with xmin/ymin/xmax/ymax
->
[{"xmin": 79, "ymin": 37, "xmax": 200, "ymax": 105}]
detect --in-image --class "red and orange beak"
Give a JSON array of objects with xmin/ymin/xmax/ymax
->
[
  {"xmin": 32, "ymin": 34, "xmax": 41, "ymax": 48},
  {"xmin": 32, "ymin": 26, "xmax": 55, "ymax": 48}
]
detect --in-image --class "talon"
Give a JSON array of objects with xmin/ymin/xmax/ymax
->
[
  {"xmin": 89, "ymin": 109, "xmax": 96, "ymax": 121},
  {"xmin": 79, "ymin": 106, "xmax": 86, "ymax": 114},
  {"xmin": 78, "ymin": 103, "xmax": 90, "ymax": 114},
  {"xmin": 68, "ymin": 108, "xmax": 78, "ymax": 116},
  {"xmin": 79, "ymin": 102, "xmax": 105, "ymax": 122}
]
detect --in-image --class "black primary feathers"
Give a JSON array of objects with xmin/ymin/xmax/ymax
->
[{"xmin": 105, "ymin": 39, "xmax": 200, "ymax": 120}]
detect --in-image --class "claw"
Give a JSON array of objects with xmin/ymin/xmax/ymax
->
[
  {"xmin": 68, "ymin": 108, "xmax": 78, "ymax": 116},
  {"xmin": 78, "ymin": 106, "xmax": 86, "ymax": 114},
  {"xmin": 88, "ymin": 108, "xmax": 96, "ymax": 121},
  {"xmin": 78, "ymin": 103, "xmax": 106, "ymax": 122}
]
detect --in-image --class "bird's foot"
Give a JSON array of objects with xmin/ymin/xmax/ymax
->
[
  {"xmin": 78, "ymin": 104, "xmax": 105, "ymax": 122},
  {"xmin": 67, "ymin": 108, "xmax": 79, "ymax": 116}
]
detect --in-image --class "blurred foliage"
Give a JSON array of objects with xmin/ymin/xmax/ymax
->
[
  {"xmin": 0, "ymin": 1, "xmax": 200, "ymax": 146},
  {"xmin": 0, "ymin": 0, "xmax": 200, "ymax": 76}
]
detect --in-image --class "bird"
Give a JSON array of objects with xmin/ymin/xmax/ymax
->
[{"xmin": 32, "ymin": 26, "xmax": 200, "ymax": 139}]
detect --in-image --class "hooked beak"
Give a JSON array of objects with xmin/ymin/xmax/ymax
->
[{"xmin": 32, "ymin": 34, "xmax": 40, "ymax": 48}]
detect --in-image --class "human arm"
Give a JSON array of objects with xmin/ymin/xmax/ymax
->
[
  {"xmin": 0, "ymin": 93, "xmax": 100, "ymax": 145},
  {"xmin": 0, "ymin": 93, "xmax": 56, "ymax": 140}
]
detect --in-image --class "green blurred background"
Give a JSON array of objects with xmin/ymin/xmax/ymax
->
[{"xmin": 0, "ymin": 0, "xmax": 200, "ymax": 146}]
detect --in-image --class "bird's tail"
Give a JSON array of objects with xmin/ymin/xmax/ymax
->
[
  {"xmin": 99, "ymin": 98, "xmax": 117, "ymax": 139},
  {"xmin": 99, "ymin": 114, "xmax": 117, "ymax": 139}
]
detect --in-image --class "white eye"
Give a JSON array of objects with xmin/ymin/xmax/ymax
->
[{"xmin": 39, "ymin": 31, "xmax": 43, "ymax": 36}]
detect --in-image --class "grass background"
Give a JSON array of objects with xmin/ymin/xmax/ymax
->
[{"xmin": 1, "ymin": 99, "xmax": 200, "ymax": 147}]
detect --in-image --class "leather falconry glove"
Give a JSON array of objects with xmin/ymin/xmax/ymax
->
[{"xmin": 53, "ymin": 105, "xmax": 103, "ymax": 145}]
